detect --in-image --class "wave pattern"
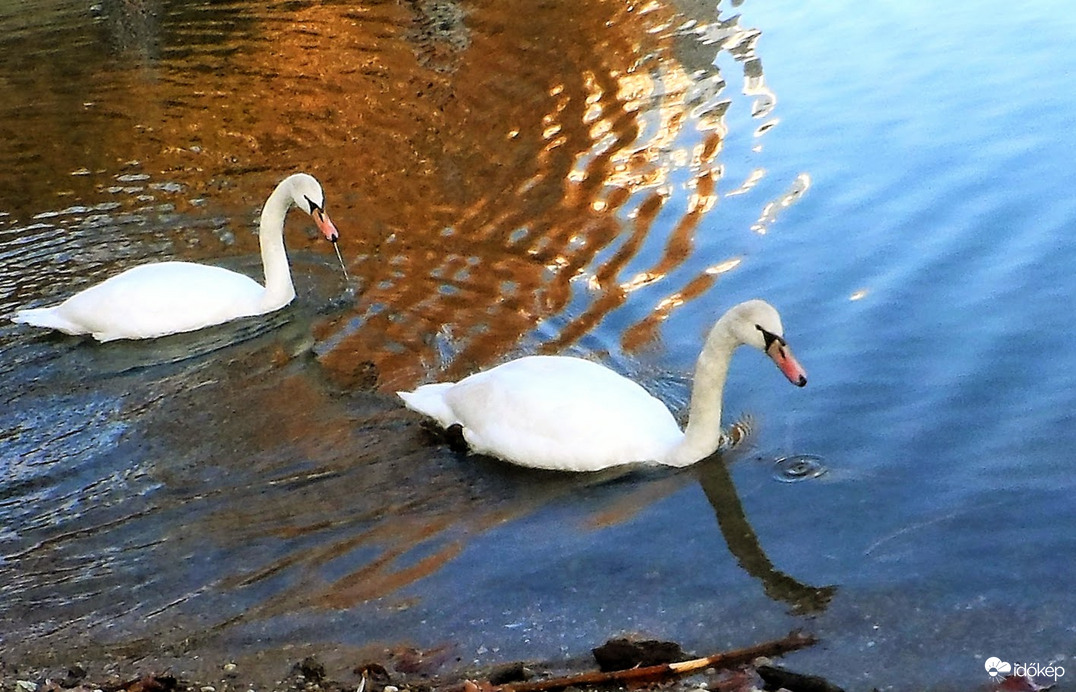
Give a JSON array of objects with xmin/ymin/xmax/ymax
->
[
  {"xmin": 297, "ymin": 0, "xmax": 810, "ymax": 388},
  {"xmin": 1, "ymin": 0, "xmax": 808, "ymax": 391},
  {"xmin": 0, "ymin": 0, "xmax": 813, "ymax": 660}
]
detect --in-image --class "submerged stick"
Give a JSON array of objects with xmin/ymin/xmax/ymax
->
[
  {"xmin": 495, "ymin": 631, "xmax": 818, "ymax": 692},
  {"xmin": 332, "ymin": 240, "xmax": 349, "ymax": 282}
]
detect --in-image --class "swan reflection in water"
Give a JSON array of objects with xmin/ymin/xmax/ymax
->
[
  {"xmin": 209, "ymin": 420, "xmax": 836, "ymax": 626},
  {"xmin": 693, "ymin": 455, "xmax": 836, "ymax": 615}
]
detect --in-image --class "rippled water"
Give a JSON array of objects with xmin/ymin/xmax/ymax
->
[
  {"xmin": 771, "ymin": 455, "xmax": 826, "ymax": 483},
  {"xmin": 2, "ymin": 0, "xmax": 1075, "ymax": 690}
]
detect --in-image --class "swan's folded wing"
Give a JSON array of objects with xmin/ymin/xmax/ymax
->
[
  {"xmin": 444, "ymin": 356, "xmax": 682, "ymax": 471},
  {"xmin": 55, "ymin": 262, "xmax": 265, "ymax": 341}
]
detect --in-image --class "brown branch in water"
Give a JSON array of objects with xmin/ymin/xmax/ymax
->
[{"xmin": 493, "ymin": 631, "xmax": 818, "ymax": 692}]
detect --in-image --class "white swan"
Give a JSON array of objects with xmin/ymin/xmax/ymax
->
[
  {"xmin": 398, "ymin": 300, "xmax": 808, "ymax": 472},
  {"xmin": 11, "ymin": 173, "xmax": 341, "ymax": 342}
]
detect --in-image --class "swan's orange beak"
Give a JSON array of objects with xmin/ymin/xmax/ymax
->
[
  {"xmin": 767, "ymin": 340, "xmax": 808, "ymax": 387},
  {"xmin": 312, "ymin": 206, "xmax": 349, "ymax": 281},
  {"xmin": 312, "ymin": 207, "xmax": 339, "ymax": 243}
]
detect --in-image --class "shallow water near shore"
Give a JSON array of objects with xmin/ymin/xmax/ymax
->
[{"xmin": 2, "ymin": 1, "xmax": 1075, "ymax": 690}]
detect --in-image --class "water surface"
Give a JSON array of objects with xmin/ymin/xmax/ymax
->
[{"xmin": 2, "ymin": 1, "xmax": 1074, "ymax": 690}]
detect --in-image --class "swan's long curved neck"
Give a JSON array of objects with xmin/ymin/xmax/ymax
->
[
  {"xmin": 664, "ymin": 322, "xmax": 738, "ymax": 467},
  {"xmin": 257, "ymin": 182, "xmax": 297, "ymax": 311}
]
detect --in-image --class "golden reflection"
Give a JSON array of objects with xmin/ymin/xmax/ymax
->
[
  {"xmin": 0, "ymin": 0, "xmax": 829, "ymax": 660},
  {"xmin": 2, "ymin": 0, "xmax": 811, "ymax": 387},
  {"xmin": 2, "ymin": 0, "xmax": 824, "ymax": 389}
]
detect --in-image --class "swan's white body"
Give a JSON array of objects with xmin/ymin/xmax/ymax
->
[
  {"xmin": 11, "ymin": 173, "xmax": 340, "ymax": 342},
  {"xmin": 398, "ymin": 300, "xmax": 808, "ymax": 472}
]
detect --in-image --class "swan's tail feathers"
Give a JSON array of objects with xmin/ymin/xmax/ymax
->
[
  {"xmin": 397, "ymin": 382, "xmax": 459, "ymax": 429},
  {"xmin": 11, "ymin": 307, "xmax": 85, "ymax": 336}
]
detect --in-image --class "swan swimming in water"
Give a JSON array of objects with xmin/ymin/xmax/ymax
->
[
  {"xmin": 398, "ymin": 300, "xmax": 808, "ymax": 472},
  {"xmin": 11, "ymin": 173, "xmax": 343, "ymax": 342}
]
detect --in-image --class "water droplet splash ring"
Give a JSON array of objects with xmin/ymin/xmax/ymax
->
[{"xmin": 772, "ymin": 454, "xmax": 827, "ymax": 483}]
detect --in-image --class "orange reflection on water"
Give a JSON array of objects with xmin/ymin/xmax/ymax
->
[
  {"xmin": 307, "ymin": 0, "xmax": 770, "ymax": 388},
  {"xmin": 0, "ymin": 1, "xmax": 828, "ymax": 647},
  {"xmin": 1, "ymin": 0, "xmax": 810, "ymax": 393}
]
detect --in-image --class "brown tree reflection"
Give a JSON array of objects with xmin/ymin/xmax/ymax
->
[
  {"xmin": 2, "ymin": 0, "xmax": 808, "ymax": 390},
  {"xmin": 308, "ymin": 0, "xmax": 775, "ymax": 388}
]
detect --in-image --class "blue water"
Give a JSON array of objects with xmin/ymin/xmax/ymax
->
[{"xmin": 1, "ymin": 1, "xmax": 1074, "ymax": 690}]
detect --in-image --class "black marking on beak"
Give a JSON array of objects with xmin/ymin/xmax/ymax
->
[
  {"xmin": 756, "ymin": 324, "xmax": 786, "ymax": 350},
  {"xmin": 303, "ymin": 194, "xmax": 323, "ymax": 216}
]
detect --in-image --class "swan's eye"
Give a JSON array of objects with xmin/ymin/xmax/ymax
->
[{"xmin": 303, "ymin": 195, "xmax": 323, "ymax": 215}]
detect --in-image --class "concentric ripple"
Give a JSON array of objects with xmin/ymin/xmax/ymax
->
[{"xmin": 772, "ymin": 454, "xmax": 828, "ymax": 483}]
